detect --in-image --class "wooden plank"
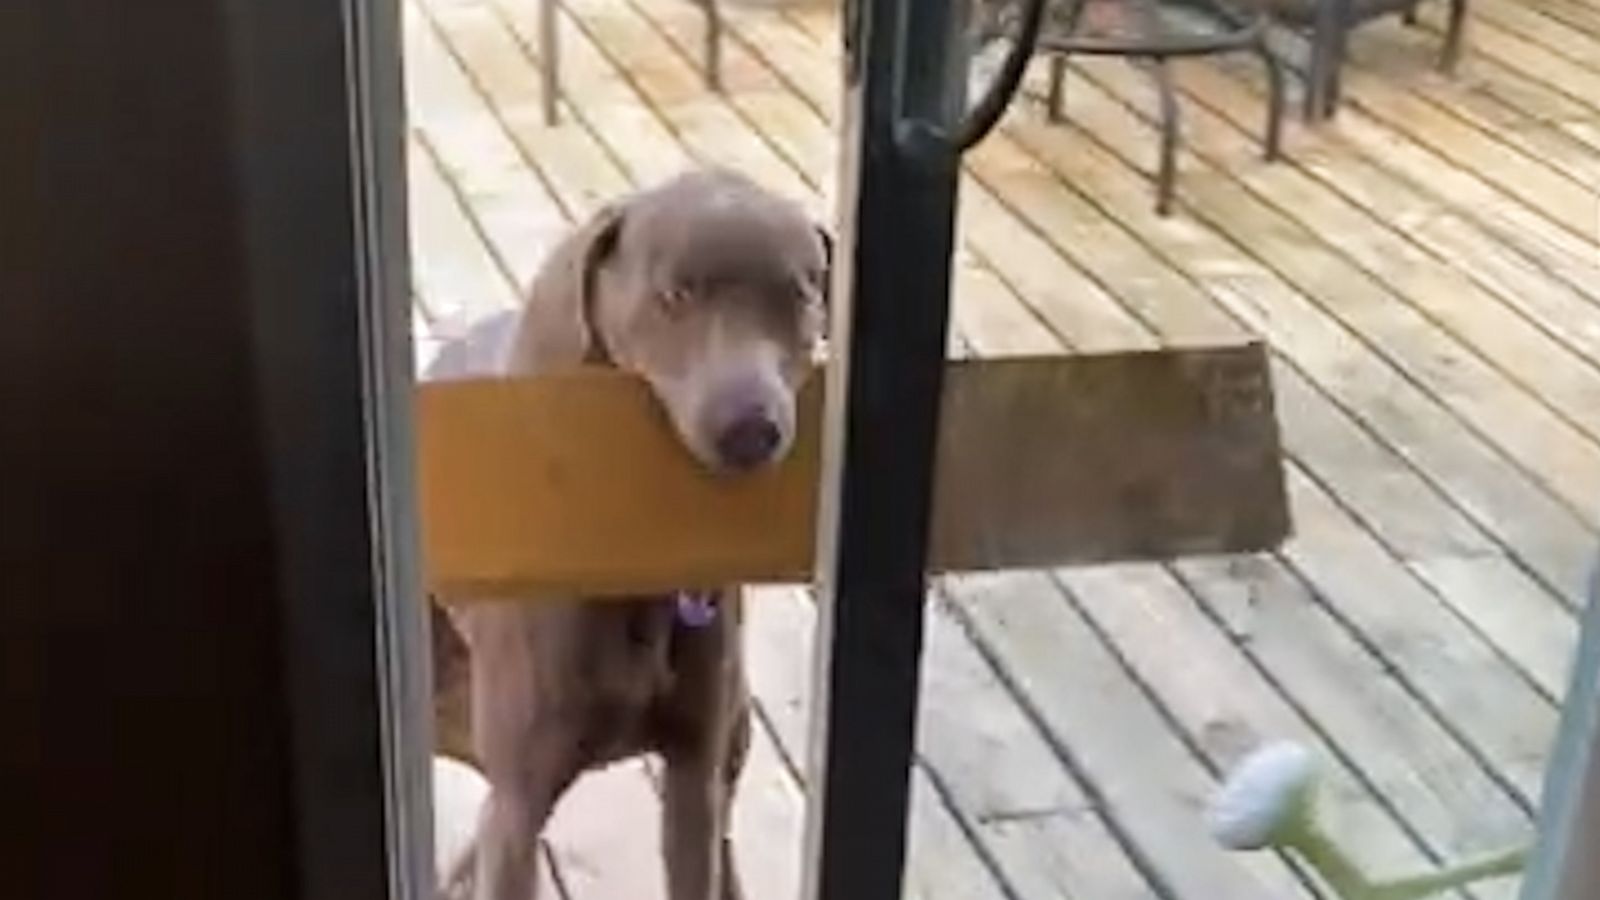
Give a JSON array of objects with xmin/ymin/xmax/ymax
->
[
  {"xmin": 1525, "ymin": 0, "xmax": 1600, "ymax": 39},
  {"xmin": 967, "ymin": 99, "xmax": 1597, "ymax": 598},
  {"xmin": 919, "ymin": 99, "xmax": 1534, "ymax": 898},
  {"xmin": 1341, "ymin": 22, "xmax": 1600, "ymax": 186},
  {"xmin": 1564, "ymin": 120, "xmax": 1600, "ymax": 155},
  {"xmin": 1229, "ymin": 39, "xmax": 1600, "ymax": 279},
  {"xmin": 916, "ymin": 595, "xmax": 1171, "ymax": 898},
  {"xmin": 1170, "ymin": 59, "xmax": 1600, "ymax": 370},
  {"xmin": 728, "ymin": 721, "xmax": 806, "ymax": 900},
  {"xmin": 1179, "ymin": 551, "xmax": 1545, "ymax": 856},
  {"xmin": 1105, "ymin": 34, "xmax": 1600, "ymax": 310},
  {"xmin": 1408, "ymin": 554, "xmax": 1578, "ymax": 699},
  {"xmin": 1058, "ymin": 60, "xmax": 1600, "ymax": 521},
  {"xmin": 743, "ymin": 580, "xmax": 1154, "ymax": 899},
  {"xmin": 404, "ymin": 1, "xmax": 570, "ymax": 290},
  {"xmin": 943, "ymin": 571, "xmax": 1315, "ymax": 899},
  {"xmin": 1279, "ymin": 467, "xmax": 1560, "ymax": 801},
  {"xmin": 555, "ymin": 0, "xmax": 815, "ymax": 205},
  {"xmin": 544, "ymin": 660, "xmax": 805, "ymax": 900},
  {"xmin": 1069, "ymin": 58, "xmax": 1600, "ymax": 501},
  {"xmin": 930, "ymin": 349, "xmax": 1288, "ymax": 566},
  {"xmin": 542, "ymin": 762, "xmax": 666, "ymax": 899},
  {"xmin": 1317, "ymin": 15, "xmax": 1597, "ymax": 127},
  {"xmin": 1525, "ymin": 0, "xmax": 1600, "ymax": 36},
  {"xmin": 1084, "ymin": 57, "xmax": 1600, "ymax": 451},
  {"xmin": 627, "ymin": 715, "xmax": 812, "ymax": 900},
  {"xmin": 415, "ymin": 0, "xmax": 635, "ymax": 219},
  {"xmin": 742, "ymin": 586, "xmax": 1014, "ymax": 900},
  {"xmin": 1422, "ymin": 4, "xmax": 1600, "ymax": 120},
  {"xmin": 1293, "ymin": 43, "xmax": 1600, "ymax": 244},
  {"xmin": 441, "ymin": 0, "xmax": 694, "ymax": 192},
  {"xmin": 1065, "ymin": 562, "xmax": 1531, "ymax": 886},
  {"xmin": 406, "ymin": 136, "xmax": 521, "ymax": 330},
  {"xmin": 417, "ymin": 348, "xmax": 1288, "ymax": 598},
  {"xmin": 901, "ymin": 769, "xmax": 1012, "ymax": 900}
]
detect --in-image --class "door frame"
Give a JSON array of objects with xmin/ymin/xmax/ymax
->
[
  {"xmin": 272, "ymin": 0, "xmax": 1600, "ymax": 897},
  {"xmin": 228, "ymin": 0, "xmax": 433, "ymax": 896}
]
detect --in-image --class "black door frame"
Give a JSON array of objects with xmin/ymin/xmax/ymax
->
[
  {"xmin": 226, "ymin": 0, "xmax": 434, "ymax": 897},
  {"xmin": 798, "ymin": 1, "xmax": 970, "ymax": 898}
]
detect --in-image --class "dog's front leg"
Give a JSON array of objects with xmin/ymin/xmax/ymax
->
[
  {"xmin": 663, "ymin": 752, "xmax": 727, "ymax": 900},
  {"xmin": 473, "ymin": 770, "xmax": 565, "ymax": 900}
]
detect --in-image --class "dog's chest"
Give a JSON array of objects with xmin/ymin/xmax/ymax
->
[{"xmin": 579, "ymin": 593, "xmax": 733, "ymax": 758}]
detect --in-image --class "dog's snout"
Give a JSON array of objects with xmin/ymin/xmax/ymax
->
[{"xmin": 716, "ymin": 412, "xmax": 782, "ymax": 471}]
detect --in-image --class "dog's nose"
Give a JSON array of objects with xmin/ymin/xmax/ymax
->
[{"xmin": 716, "ymin": 413, "xmax": 781, "ymax": 471}]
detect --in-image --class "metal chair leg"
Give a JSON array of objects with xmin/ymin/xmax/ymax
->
[
  {"xmin": 1255, "ymin": 39, "xmax": 1284, "ymax": 160},
  {"xmin": 1304, "ymin": 36, "xmax": 1330, "ymax": 120},
  {"xmin": 1323, "ymin": 24, "xmax": 1348, "ymax": 117},
  {"xmin": 1440, "ymin": 0, "xmax": 1468, "ymax": 72},
  {"xmin": 540, "ymin": 0, "xmax": 561, "ymax": 125},
  {"xmin": 1046, "ymin": 54, "xmax": 1068, "ymax": 122},
  {"xmin": 702, "ymin": 0, "xmax": 723, "ymax": 91},
  {"xmin": 1151, "ymin": 57, "xmax": 1180, "ymax": 216},
  {"xmin": 1304, "ymin": 0, "xmax": 1351, "ymax": 121}
]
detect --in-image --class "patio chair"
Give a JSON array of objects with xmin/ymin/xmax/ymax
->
[
  {"xmin": 538, "ymin": 0, "xmax": 723, "ymax": 125},
  {"xmin": 1239, "ymin": 0, "xmax": 1469, "ymax": 119}
]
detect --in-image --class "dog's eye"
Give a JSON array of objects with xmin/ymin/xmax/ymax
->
[{"xmin": 659, "ymin": 285, "xmax": 692, "ymax": 316}]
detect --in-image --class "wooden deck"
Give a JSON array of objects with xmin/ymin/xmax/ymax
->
[{"xmin": 403, "ymin": 0, "xmax": 1600, "ymax": 894}]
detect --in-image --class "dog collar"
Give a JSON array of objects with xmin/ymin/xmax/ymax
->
[{"xmin": 674, "ymin": 591, "xmax": 719, "ymax": 628}]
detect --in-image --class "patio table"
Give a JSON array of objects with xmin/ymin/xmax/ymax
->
[{"xmin": 983, "ymin": 0, "xmax": 1285, "ymax": 214}]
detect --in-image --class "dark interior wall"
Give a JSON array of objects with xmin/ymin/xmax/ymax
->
[
  {"xmin": 0, "ymin": 2, "xmax": 298, "ymax": 897},
  {"xmin": 0, "ymin": 2, "xmax": 397, "ymax": 898}
]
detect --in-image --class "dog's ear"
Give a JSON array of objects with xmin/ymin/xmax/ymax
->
[{"xmin": 514, "ymin": 202, "xmax": 627, "ymax": 369}]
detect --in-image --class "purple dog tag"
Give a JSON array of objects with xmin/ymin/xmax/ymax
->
[{"xmin": 675, "ymin": 591, "xmax": 719, "ymax": 628}]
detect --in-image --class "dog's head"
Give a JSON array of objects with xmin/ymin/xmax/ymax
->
[{"xmin": 522, "ymin": 169, "xmax": 830, "ymax": 473}]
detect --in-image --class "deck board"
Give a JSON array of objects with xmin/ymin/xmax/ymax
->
[
  {"xmin": 1045, "ymin": 59, "xmax": 1600, "ymax": 520},
  {"xmin": 406, "ymin": 0, "xmax": 1598, "ymax": 895}
]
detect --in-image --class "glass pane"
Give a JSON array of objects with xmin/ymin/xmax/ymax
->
[
  {"xmin": 403, "ymin": 0, "xmax": 831, "ymax": 894},
  {"xmin": 913, "ymin": 1, "xmax": 1591, "ymax": 898},
  {"xmin": 403, "ymin": 0, "xmax": 1596, "ymax": 895}
]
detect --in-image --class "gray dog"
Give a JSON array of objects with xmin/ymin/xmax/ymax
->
[{"xmin": 428, "ymin": 167, "xmax": 830, "ymax": 900}]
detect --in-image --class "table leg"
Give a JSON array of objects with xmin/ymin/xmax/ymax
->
[
  {"xmin": 1255, "ymin": 39, "xmax": 1284, "ymax": 160},
  {"xmin": 1151, "ymin": 56, "xmax": 1179, "ymax": 216},
  {"xmin": 1440, "ymin": 0, "xmax": 1467, "ymax": 72},
  {"xmin": 1046, "ymin": 54, "xmax": 1068, "ymax": 122},
  {"xmin": 701, "ymin": 0, "xmax": 724, "ymax": 90},
  {"xmin": 540, "ymin": 0, "xmax": 561, "ymax": 125}
]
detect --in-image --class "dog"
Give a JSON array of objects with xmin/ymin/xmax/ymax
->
[{"xmin": 426, "ymin": 167, "xmax": 830, "ymax": 900}]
